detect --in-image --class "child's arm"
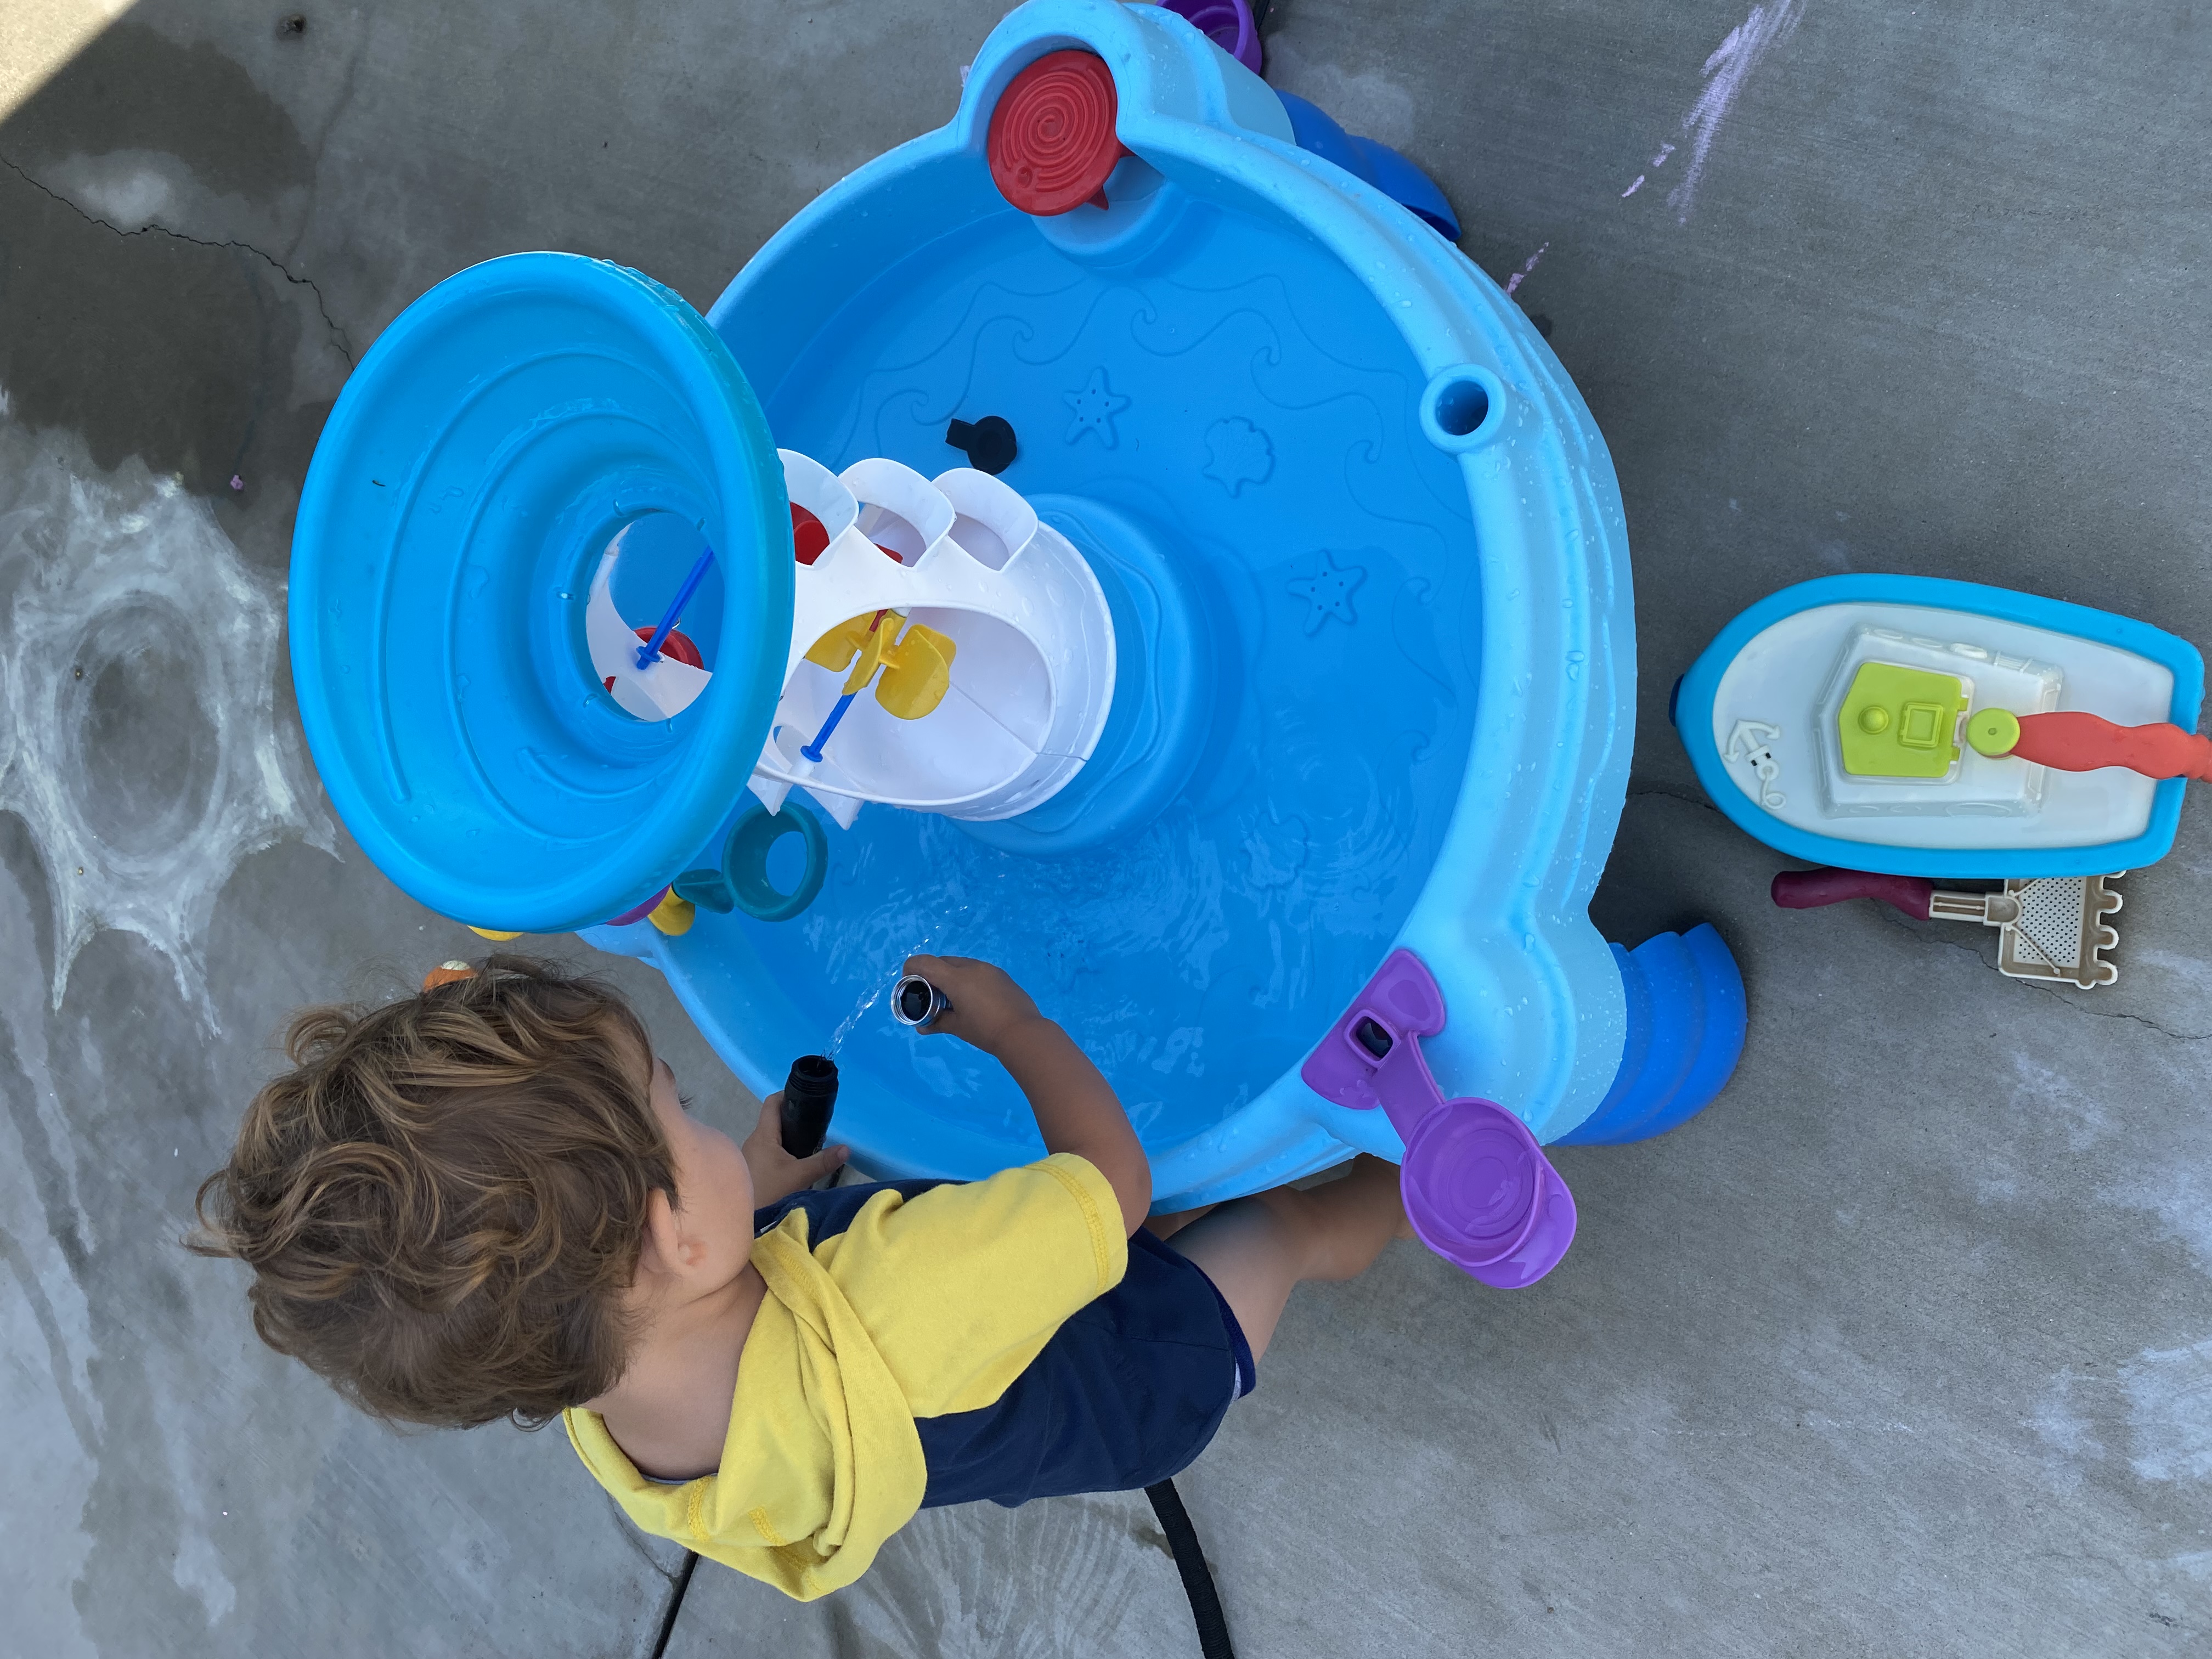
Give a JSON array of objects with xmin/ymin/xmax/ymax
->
[{"xmin": 905, "ymin": 955, "xmax": 1152, "ymax": 1235}]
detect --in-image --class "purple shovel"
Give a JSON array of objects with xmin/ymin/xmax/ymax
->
[{"xmin": 1301, "ymin": 949, "xmax": 1577, "ymax": 1288}]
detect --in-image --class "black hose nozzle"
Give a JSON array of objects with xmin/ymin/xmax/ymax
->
[{"xmin": 780, "ymin": 1054, "xmax": 838, "ymax": 1158}]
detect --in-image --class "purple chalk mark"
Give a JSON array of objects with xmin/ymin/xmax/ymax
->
[
  {"xmin": 1668, "ymin": 0, "xmax": 1804, "ymax": 224},
  {"xmin": 229, "ymin": 475, "xmax": 243, "ymax": 490},
  {"xmin": 1502, "ymin": 240, "xmax": 1550, "ymax": 296},
  {"xmin": 1622, "ymin": 175, "xmax": 1646, "ymax": 197},
  {"xmin": 1652, "ymin": 141, "xmax": 1677, "ymax": 167}
]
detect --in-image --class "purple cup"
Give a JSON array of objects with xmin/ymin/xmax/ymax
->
[
  {"xmin": 1400, "ymin": 1097, "xmax": 1564, "ymax": 1280},
  {"xmin": 1158, "ymin": 0, "xmax": 1262, "ymax": 75}
]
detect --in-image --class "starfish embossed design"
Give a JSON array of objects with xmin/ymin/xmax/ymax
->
[
  {"xmin": 1288, "ymin": 550, "xmax": 1365, "ymax": 633},
  {"xmin": 1063, "ymin": 366, "xmax": 1130, "ymax": 447}
]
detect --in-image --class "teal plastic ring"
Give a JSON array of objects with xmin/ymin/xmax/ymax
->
[{"xmin": 723, "ymin": 802, "xmax": 829, "ymax": 922}]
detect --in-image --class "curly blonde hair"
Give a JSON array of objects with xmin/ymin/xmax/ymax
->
[{"xmin": 192, "ymin": 956, "xmax": 672, "ymax": 1429}]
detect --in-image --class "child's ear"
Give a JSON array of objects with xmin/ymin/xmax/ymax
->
[
  {"xmin": 637, "ymin": 1188, "xmax": 689, "ymax": 1279},
  {"xmin": 641, "ymin": 1186, "xmax": 714, "ymax": 1278}
]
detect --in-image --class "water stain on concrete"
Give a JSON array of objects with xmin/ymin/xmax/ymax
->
[
  {"xmin": 0, "ymin": 23, "xmax": 334, "ymax": 500},
  {"xmin": 1, "ymin": 23, "xmax": 314, "ymax": 198}
]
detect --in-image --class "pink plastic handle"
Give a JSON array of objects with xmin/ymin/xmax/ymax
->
[
  {"xmin": 2011, "ymin": 712, "xmax": 2212, "ymax": 781},
  {"xmin": 1771, "ymin": 867, "xmax": 1935, "ymax": 920}
]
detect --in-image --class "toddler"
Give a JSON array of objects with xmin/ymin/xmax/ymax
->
[{"xmin": 195, "ymin": 953, "xmax": 1407, "ymax": 1598}]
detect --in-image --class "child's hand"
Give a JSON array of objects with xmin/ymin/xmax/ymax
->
[
  {"xmin": 908, "ymin": 954, "xmax": 1152, "ymax": 1234},
  {"xmin": 904, "ymin": 955, "xmax": 1044, "ymax": 1054},
  {"xmin": 742, "ymin": 1095, "xmax": 848, "ymax": 1207}
]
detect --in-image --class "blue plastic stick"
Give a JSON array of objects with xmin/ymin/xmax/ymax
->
[
  {"xmin": 800, "ymin": 691, "xmax": 859, "ymax": 763},
  {"xmin": 635, "ymin": 545, "xmax": 716, "ymax": 669},
  {"xmin": 799, "ymin": 610, "xmax": 891, "ymax": 762}
]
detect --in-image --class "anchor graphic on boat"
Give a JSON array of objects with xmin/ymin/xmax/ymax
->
[{"xmin": 1724, "ymin": 718, "xmax": 1786, "ymax": 808}]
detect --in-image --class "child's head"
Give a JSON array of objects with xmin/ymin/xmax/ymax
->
[{"xmin": 194, "ymin": 956, "xmax": 699, "ymax": 1429}]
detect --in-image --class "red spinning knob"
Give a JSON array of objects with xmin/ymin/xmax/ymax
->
[{"xmin": 988, "ymin": 49, "xmax": 1126, "ymax": 216}]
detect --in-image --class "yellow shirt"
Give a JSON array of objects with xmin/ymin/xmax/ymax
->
[{"xmin": 564, "ymin": 1153, "xmax": 1126, "ymax": 1599}]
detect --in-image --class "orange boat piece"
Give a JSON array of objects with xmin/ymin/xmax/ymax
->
[{"xmin": 2011, "ymin": 712, "xmax": 2212, "ymax": 781}]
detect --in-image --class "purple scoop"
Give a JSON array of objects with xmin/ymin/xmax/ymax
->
[
  {"xmin": 1401, "ymin": 1100, "xmax": 1577, "ymax": 1286},
  {"xmin": 1302, "ymin": 949, "xmax": 1577, "ymax": 1288}
]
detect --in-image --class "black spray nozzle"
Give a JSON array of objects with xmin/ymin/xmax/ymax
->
[
  {"xmin": 779, "ymin": 1053, "xmax": 839, "ymax": 1158},
  {"xmin": 945, "ymin": 415, "xmax": 1018, "ymax": 476}
]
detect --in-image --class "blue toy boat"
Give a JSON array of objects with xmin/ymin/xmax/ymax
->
[{"xmin": 1676, "ymin": 574, "xmax": 2207, "ymax": 879}]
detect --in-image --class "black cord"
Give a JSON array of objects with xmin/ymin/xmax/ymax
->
[
  {"xmin": 647, "ymin": 1489, "xmax": 1223, "ymax": 1655},
  {"xmin": 646, "ymin": 1494, "xmax": 1223, "ymax": 1656},
  {"xmin": 649, "ymin": 1551, "xmax": 699, "ymax": 1659},
  {"xmin": 1145, "ymin": 1480, "xmax": 1235, "ymax": 1659}
]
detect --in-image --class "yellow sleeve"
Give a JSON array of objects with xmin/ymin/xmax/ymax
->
[{"xmin": 812, "ymin": 1153, "xmax": 1128, "ymax": 1418}]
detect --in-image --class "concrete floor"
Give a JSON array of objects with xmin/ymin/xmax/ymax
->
[{"xmin": 3, "ymin": 1, "xmax": 2209, "ymax": 1654}]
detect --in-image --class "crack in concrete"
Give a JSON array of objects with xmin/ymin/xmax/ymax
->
[
  {"xmin": 0, "ymin": 153, "xmax": 355, "ymax": 364},
  {"xmin": 1874, "ymin": 909, "xmax": 1993, "ymax": 965},
  {"xmin": 598, "ymin": 1489, "xmax": 686, "ymax": 1584},
  {"xmin": 2046, "ymin": 1001, "xmax": 2211, "ymax": 1042},
  {"xmin": 1626, "ymin": 784, "xmax": 1722, "ymax": 814},
  {"xmin": 648, "ymin": 1553, "xmax": 699, "ymax": 1659},
  {"xmin": 293, "ymin": 35, "xmax": 369, "ymax": 269},
  {"xmin": 1872, "ymin": 900, "xmax": 2211, "ymax": 1039}
]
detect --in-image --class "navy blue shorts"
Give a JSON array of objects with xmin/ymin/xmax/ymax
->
[{"xmin": 757, "ymin": 1182, "xmax": 1254, "ymax": 1509}]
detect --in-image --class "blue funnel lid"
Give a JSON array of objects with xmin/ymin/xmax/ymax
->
[{"xmin": 289, "ymin": 254, "xmax": 793, "ymax": 933}]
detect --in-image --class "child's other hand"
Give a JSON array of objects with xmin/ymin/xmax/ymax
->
[
  {"xmin": 742, "ymin": 1094, "xmax": 849, "ymax": 1207},
  {"xmin": 904, "ymin": 955, "xmax": 1043, "ymax": 1054}
]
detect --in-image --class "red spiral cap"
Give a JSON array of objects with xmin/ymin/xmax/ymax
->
[{"xmin": 988, "ymin": 49, "xmax": 1126, "ymax": 217}]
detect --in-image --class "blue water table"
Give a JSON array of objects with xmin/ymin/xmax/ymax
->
[{"xmin": 289, "ymin": 0, "xmax": 1748, "ymax": 1283}]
